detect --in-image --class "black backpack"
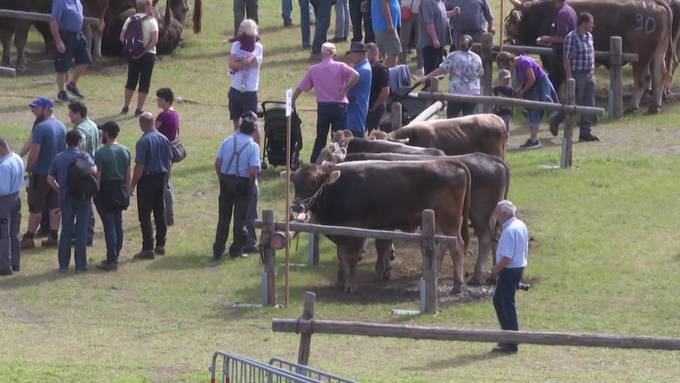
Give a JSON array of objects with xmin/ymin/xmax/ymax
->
[
  {"xmin": 67, "ymin": 155, "xmax": 98, "ymax": 201},
  {"xmin": 122, "ymin": 14, "xmax": 151, "ymax": 57}
]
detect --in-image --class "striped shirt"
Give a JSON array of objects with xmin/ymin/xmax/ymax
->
[{"xmin": 563, "ymin": 30, "xmax": 594, "ymax": 73}]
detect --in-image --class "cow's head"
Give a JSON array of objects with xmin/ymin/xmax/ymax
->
[
  {"xmin": 504, "ymin": 0, "xmax": 528, "ymax": 44},
  {"xmin": 281, "ymin": 163, "xmax": 341, "ymax": 218},
  {"xmin": 316, "ymin": 144, "xmax": 346, "ymax": 164},
  {"xmin": 168, "ymin": 0, "xmax": 190, "ymax": 25},
  {"xmin": 332, "ymin": 129, "xmax": 354, "ymax": 146}
]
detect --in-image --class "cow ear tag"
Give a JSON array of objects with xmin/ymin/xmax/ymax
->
[{"xmin": 327, "ymin": 170, "xmax": 341, "ymax": 184}]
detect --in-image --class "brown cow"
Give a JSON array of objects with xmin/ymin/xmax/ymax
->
[
  {"xmin": 326, "ymin": 151, "xmax": 510, "ymax": 285},
  {"xmin": 370, "ymin": 114, "xmax": 507, "ymax": 158},
  {"xmin": 287, "ymin": 160, "xmax": 471, "ymax": 293},
  {"xmin": 505, "ymin": 0, "xmax": 674, "ymax": 114},
  {"xmin": 82, "ymin": 0, "xmax": 109, "ymax": 64}
]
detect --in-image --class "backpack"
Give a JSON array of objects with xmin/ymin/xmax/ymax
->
[
  {"xmin": 67, "ymin": 155, "xmax": 98, "ymax": 201},
  {"xmin": 122, "ymin": 14, "xmax": 151, "ymax": 58}
]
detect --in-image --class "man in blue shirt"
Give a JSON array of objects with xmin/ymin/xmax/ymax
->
[
  {"xmin": 130, "ymin": 112, "xmax": 172, "ymax": 260},
  {"xmin": 371, "ymin": 0, "xmax": 401, "ymax": 67},
  {"xmin": 483, "ymin": 200, "xmax": 529, "ymax": 353},
  {"xmin": 345, "ymin": 42, "xmax": 372, "ymax": 137},
  {"xmin": 47, "ymin": 130, "xmax": 96, "ymax": 273},
  {"xmin": 49, "ymin": 0, "xmax": 92, "ymax": 102},
  {"xmin": 21, "ymin": 97, "xmax": 67, "ymax": 250},
  {"xmin": 0, "ymin": 138, "xmax": 25, "ymax": 275},
  {"xmin": 213, "ymin": 113, "xmax": 261, "ymax": 260}
]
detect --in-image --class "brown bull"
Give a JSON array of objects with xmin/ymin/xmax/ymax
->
[
  {"xmin": 326, "ymin": 151, "xmax": 510, "ymax": 285},
  {"xmin": 287, "ymin": 161, "xmax": 471, "ymax": 293},
  {"xmin": 506, "ymin": 0, "xmax": 674, "ymax": 114}
]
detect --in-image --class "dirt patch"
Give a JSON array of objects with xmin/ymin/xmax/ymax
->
[{"xmin": 2, "ymin": 295, "xmax": 42, "ymax": 325}]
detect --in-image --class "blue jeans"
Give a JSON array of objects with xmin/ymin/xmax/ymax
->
[
  {"xmin": 299, "ymin": 0, "xmax": 311, "ymax": 46},
  {"xmin": 334, "ymin": 0, "xmax": 350, "ymax": 39},
  {"xmin": 550, "ymin": 71, "xmax": 596, "ymax": 136},
  {"xmin": 58, "ymin": 198, "xmax": 90, "ymax": 271},
  {"xmin": 99, "ymin": 210, "xmax": 123, "ymax": 264},
  {"xmin": 447, "ymin": 102, "xmax": 476, "ymax": 118},
  {"xmin": 312, "ymin": 0, "xmax": 332, "ymax": 54},
  {"xmin": 310, "ymin": 103, "xmax": 347, "ymax": 163},
  {"xmin": 282, "ymin": 0, "xmax": 293, "ymax": 22}
]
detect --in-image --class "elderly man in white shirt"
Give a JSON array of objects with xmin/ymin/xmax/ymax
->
[{"xmin": 483, "ymin": 200, "xmax": 528, "ymax": 353}]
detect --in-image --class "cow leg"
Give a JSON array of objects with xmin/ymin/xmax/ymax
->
[
  {"xmin": 83, "ymin": 25, "xmax": 94, "ymax": 64},
  {"xmin": 93, "ymin": 27, "xmax": 103, "ymax": 64},
  {"xmin": 469, "ymin": 225, "xmax": 492, "ymax": 286},
  {"xmin": 374, "ymin": 239, "xmax": 393, "ymax": 280},
  {"xmin": 628, "ymin": 63, "xmax": 650, "ymax": 112},
  {"xmin": 14, "ymin": 20, "xmax": 30, "ymax": 72},
  {"xmin": 1, "ymin": 30, "xmax": 11, "ymax": 66},
  {"xmin": 335, "ymin": 246, "xmax": 345, "ymax": 289},
  {"xmin": 648, "ymin": 55, "xmax": 665, "ymax": 114}
]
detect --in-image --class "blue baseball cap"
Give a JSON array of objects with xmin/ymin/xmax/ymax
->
[{"xmin": 29, "ymin": 96, "xmax": 53, "ymax": 109}]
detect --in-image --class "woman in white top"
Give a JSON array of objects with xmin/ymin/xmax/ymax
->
[{"xmin": 120, "ymin": 0, "xmax": 159, "ymax": 116}]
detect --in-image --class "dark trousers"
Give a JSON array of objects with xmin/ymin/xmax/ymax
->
[
  {"xmin": 0, "ymin": 193, "xmax": 20, "ymax": 273},
  {"xmin": 422, "ymin": 45, "xmax": 443, "ymax": 76},
  {"xmin": 234, "ymin": 0, "xmax": 259, "ymax": 34},
  {"xmin": 137, "ymin": 174, "xmax": 167, "ymax": 251},
  {"xmin": 366, "ymin": 103, "xmax": 385, "ymax": 133},
  {"xmin": 58, "ymin": 198, "xmax": 90, "ymax": 271},
  {"xmin": 245, "ymin": 182, "xmax": 259, "ymax": 249},
  {"xmin": 311, "ymin": 0, "xmax": 332, "ymax": 54},
  {"xmin": 213, "ymin": 175, "xmax": 252, "ymax": 258},
  {"xmin": 551, "ymin": 71, "xmax": 596, "ymax": 136},
  {"xmin": 98, "ymin": 209, "xmax": 123, "ymax": 264},
  {"xmin": 125, "ymin": 53, "xmax": 156, "ymax": 94},
  {"xmin": 447, "ymin": 102, "xmax": 476, "ymax": 118},
  {"xmin": 493, "ymin": 267, "xmax": 524, "ymax": 350},
  {"xmin": 310, "ymin": 102, "xmax": 347, "ymax": 163},
  {"xmin": 349, "ymin": 0, "xmax": 373, "ymax": 43}
]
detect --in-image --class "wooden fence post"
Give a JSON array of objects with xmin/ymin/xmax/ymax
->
[
  {"xmin": 297, "ymin": 291, "xmax": 316, "ymax": 365},
  {"xmin": 481, "ymin": 33, "xmax": 494, "ymax": 111},
  {"xmin": 609, "ymin": 36, "xmax": 623, "ymax": 119},
  {"xmin": 262, "ymin": 209, "xmax": 277, "ymax": 306},
  {"xmin": 307, "ymin": 233, "xmax": 320, "ymax": 266},
  {"xmin": 560, "ymin": 78, "xmax": 576, "ymax": 169},
  {"xmin": 420, "ymin": 209, "xmax": 437, "ymax": 315},
  {"xmin": 390, "ymin": 102, "xmax": 402, "ymax": 131}
]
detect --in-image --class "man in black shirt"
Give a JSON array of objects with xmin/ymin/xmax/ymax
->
[{"xmin": 365, "ymin": 43, "xmax": 390, "ymax": 132}]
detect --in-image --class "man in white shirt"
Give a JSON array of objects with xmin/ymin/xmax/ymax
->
[
  {"xmin": 0, "ymin": 138, "xmax": 26, "ymax": 275},
  {"xmin": 483, "ymin": 200, "xmax": 528, "ymax": 353}
]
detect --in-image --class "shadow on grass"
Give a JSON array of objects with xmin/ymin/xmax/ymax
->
[
  {"xmin": 172, "ymin": 163, "xmax": 215, "ymax": 178},
  {"xmin": 267, "ymin": 57, "xmax": 315, "ymax": 69},
  {"xmin": 0, "ymin": 269, "xmax": 70, "ymax": 290},
  {"xmin": 405, "ymin": 351, "xmax": 510, "ymax": 371}
]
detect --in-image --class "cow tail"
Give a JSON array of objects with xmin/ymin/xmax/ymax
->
[
  {"xmin": 500, "ymin": 157, "xmax": 511, "ymax": 200},
  {"xmin": 658, "ymin": 0, "xmax": 676, "ymax": 84},
  {"xmin": 164, "ymin": 0, "xmax": 172, "ymax": 26},
  {"xmin": 461, "ymin": 165, "xmax": 472, "ymax": 254},
  {"xmin": 193, "ymin": 0, "xmax": 202, "ymax": 34}
]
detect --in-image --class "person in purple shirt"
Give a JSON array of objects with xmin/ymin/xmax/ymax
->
[
  {"xmin": 155, "ymin": 87, "xmax": 180, "ymax": 226},
  {"xmin": 536, "ymin": 0, "xmax": 576, "ymax": 90},
  {"xmin": 497, "ymin": 52, "xmax": 558, "ymax": 150},
  {"xmin": 292, "ymin": 42, "xmax": 359, "ymax": 163}
]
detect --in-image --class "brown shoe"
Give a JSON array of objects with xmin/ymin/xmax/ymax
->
[
  {"xmin": 95, "ymin": 261, "xmax": 118, "ymax": 271},
  {"xmin": 133, "ymin": 250, "xmax": 155, "ymax": 260},
  {"xmin": 20, "ymin": 236, "xmax": 35, "ymax": 250},
  {"xmin": 578, "ymin": 134, "xmax": 600, "ymax": 142},
  {"xmin": 41, "ymin": 236, "xmax": 59, "ymax": 248}
]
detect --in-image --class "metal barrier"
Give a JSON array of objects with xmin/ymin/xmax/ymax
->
[
  {"xmin": 210, "ymin": 352, "xmax": 355, "ymax": 383},
  {"xmin": 269, "ymin": 358, "xmax": 357, "ymax": 383}
]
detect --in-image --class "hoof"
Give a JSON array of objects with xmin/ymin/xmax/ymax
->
[
  {"xmin": 344, "ymin": 284, "xmax": 358, "ymax": 293},
  {"xmin": 381, "ymin": 270, "xmax": 391, "ymax": 280},
  {"xmin": 467, "ymin": 277, "xmax": 483, "ymax": 286},
  {"xmin": 645, "ymin": 105, "xmax": 660, "ymax": 115},
  {"xmin": 450, "ymin": 285, "xmax": 463, "ymax": 295},
  {"xmin": 390, "ymin": 252, "xmax": 396, "ymax": 261},
  {"xmin": 624, "ymin": 106, "xmax": 639, "ymax": 115}
]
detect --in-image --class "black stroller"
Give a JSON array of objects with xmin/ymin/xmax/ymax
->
[
  {"xmin": 380, "ymin": 64, "xmax": 433, "ymax": 130},
  {"xmin": 260, "ymin": 101, "xmax": 303, "ymax": 170}
]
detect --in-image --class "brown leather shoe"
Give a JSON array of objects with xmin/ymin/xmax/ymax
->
[
  {"xmin": 41, "ymin": 237, "xmax": 59, "ymax": 248},
  {"xmin": 20, "ymin": 236, "xmax": 35, "ymax": 250},
  {"xmin": 578, "ymin": 134, "xmax": 600, "ymax": 142}
]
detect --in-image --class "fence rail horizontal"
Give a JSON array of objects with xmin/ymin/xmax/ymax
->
[
  {"xmin": 472, "ymin": 42, "xmax": 639, "ymax": 62},
  {"xmin": 255, "ymin": 220, "xmax": 457, "ymax": 245},
  {"xmin": 272, "ymin": 319, "xmax": 680, "ymax": 351},
  {"xmin": 0, "ymin": 9, "xmax": 100, "ymax": 26}
]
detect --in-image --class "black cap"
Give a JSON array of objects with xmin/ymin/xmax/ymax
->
[{"xmin": 346, "ymin": 41, "xmax": 367, "ymax": 54}]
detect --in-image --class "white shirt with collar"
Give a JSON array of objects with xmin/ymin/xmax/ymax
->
[{"xmin": 496, "ymin": 216, "xmax": 528, "ymax": 269}]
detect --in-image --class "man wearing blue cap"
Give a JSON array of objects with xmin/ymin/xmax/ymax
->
[
  {"xmin": 21, "ymin": 97, "xmax": 67, "ymax": 250},
  {"xmin": 49, "ymin": 0, "xmax": 91, "ymax": 102}
]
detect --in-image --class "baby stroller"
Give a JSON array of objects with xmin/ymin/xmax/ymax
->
[
  {"xmin": 260, "ymin": 101, "xmax": 303, "ymax": 170},
  {"xmin": 383, "ymin": 64, "xmax": 433, "ymax": 129}
]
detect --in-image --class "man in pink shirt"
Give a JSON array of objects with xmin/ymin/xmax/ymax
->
[{"xmin": 293, "ymin": 42, "xmax": 359, "ymax": 163}]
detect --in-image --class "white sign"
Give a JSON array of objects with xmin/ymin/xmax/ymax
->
[{"xmin": 285, "ymin": 88, "xmax": 292, "ymax": 117}]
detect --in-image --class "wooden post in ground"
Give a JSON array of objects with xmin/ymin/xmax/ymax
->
[
  {"xmin": 307, "ymin": 233, "xmax": 320, "ymax": 266},
  {"xmin": 261, "ymin": 209, "xmax": 277, "ymax": 306},
  {"xmin": 481, "ymin": 33, "xmax": 494, "ymax": 108},
  {"xmin": 609, "ymin": 36, "xmax": 623, "ymax": 119},
  {"xmin": 297, "ymin": 292, "xmax": 316, "ymax": 365},
  {"xmin": 560, "ymin": 78, "xmax": 576, "ymax": 168},
  {"xmin": 420, "ymin": 209, "xmax": 437, "ymax": 315},
  {"xmin": 390, "ymin": 102, "xmax": 402, "ymax": 131}
]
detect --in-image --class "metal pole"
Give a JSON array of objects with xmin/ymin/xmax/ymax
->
[
  {"xmin": 285, "ymin": 111, "xmax": 292, "ymax": 308},
  {"xmin": 499, "ymin": 0, "xmax": 504, "ymax": 51}
]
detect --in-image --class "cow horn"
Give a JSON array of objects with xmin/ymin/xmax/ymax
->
[
  {"xmin": 508, "ymin": 0, "xmax": 523, "ymax": 8},
  {"xmin": 193, "ymin": 0, "xmax": 202, "ymax": 34},
  {"xmin": 389, "ymin": 138, "xmax": 410, "ymax": 144}
]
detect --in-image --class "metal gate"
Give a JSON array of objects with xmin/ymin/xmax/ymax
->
[
  {"xmin": 269, "ymin": 357, "xmax": 356, "ymax": 383},
  {"xmin": 209, "ymin": 352, "xmax": 355, "ymax": 383}
]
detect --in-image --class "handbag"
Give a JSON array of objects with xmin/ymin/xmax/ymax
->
[
  {"xmin": 170, "ymin": 138, "xmax": 187, "ymax": 163},
  {"xmin": 401, "ymin": 0, "xmax": 414, "ymax": 23}
]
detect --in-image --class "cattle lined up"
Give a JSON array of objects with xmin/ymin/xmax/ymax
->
[{"xmin": 287, "ymin": 114, "xmax": 510, "ymax": 293}]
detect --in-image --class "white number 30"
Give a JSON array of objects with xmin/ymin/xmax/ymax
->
[{"xmin": 634, "ymin": 13, "xmax": 656, "ymax": 34}]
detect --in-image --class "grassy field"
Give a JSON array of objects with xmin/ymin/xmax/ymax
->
[{"xmin": 1, "ymin": 1, "xmax": 680, "ymax": 382}]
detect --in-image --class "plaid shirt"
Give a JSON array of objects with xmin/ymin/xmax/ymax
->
[{"xmin": 563, "ymin": 30, "xmax": 594, "ymax": 72}]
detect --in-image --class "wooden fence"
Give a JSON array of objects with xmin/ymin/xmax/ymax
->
[
  {"xmin": 275, "ymin": 292, "xmax": 680, "ymax": 366},
  {"xmin": 256, "ymin": 209, "xmax": 456, "ymax": 314},
  {"xmin": 475, "ymin": 34, "xmax": 638, "ymax": 119}
]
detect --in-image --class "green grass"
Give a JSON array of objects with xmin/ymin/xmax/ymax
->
[{"xmin": 1, "ymin": 1, "xmax": 680, "ymax": 381}]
